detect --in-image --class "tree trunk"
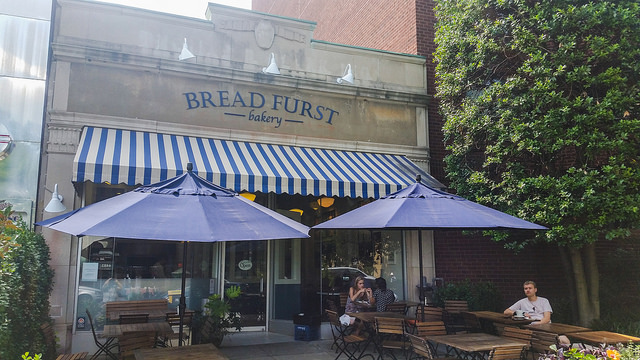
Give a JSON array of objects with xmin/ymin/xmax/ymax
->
[
  {"xmin": 558, "ymin": 246, "xmax": 578, "ymax": 323},
  {"xmin": 584, "ymin": 243, "xmax": 600, "ymax": 320},
  {"xmin": 569, "ymin": 246, "xmax": 599, "ymax": 326}
]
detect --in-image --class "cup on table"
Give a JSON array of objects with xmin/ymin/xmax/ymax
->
[{"xmin": 514, "ymin": 310, "xmax": 525, "ymax": 318}]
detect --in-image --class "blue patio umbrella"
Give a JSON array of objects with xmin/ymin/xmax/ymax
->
[
  {"xmin": 38, "ymin": 163, "xmax": 310, "ymax": 345},
  {"xmin": 313, "ymin": 175, "xmax": 546, "ymax": 302}
]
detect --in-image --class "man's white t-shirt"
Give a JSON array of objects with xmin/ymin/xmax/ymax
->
[{"xmin": 508, "ymin": 296, "xmax": 553, "ymax": 323}]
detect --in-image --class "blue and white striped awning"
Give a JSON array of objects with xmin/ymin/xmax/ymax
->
[{"xmin": 73, "ymin": 127, "xmax": 442, "ymax": 199}]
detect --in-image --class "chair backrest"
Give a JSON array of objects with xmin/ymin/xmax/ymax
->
[
  {"xmin": 444, "ymin": 300, "xmax": 469, "ymax": 314},
  {"xmin": 408, "ymin": 333, "xmax": 437, "ymax": 360},
  {"xmin": 339, "ymin": 293, "xmax": 349, "ymax": 309},
  {"xmin": 415, "ymin": 306, "xmax": 443, "ymax": 322},
  {"xmin": 326, "ymin": 309, "xmax": 340, "ymax": 326},
  {"xmin": 118, "ymin": 331, "xmax": 156, "ymax": 359},
  {"xmin": 461, "ymin": 312, "xmax": 482, "ymax": 332},
  {"xmin": 531, "ymin": 330, "xmax": 559, "ymax": 354},
  {"xmin": 489, "ymin": 345, "xmax": 526, "ymax": 360},
  {"xmin": 414, "ymin": 321, "xmax": 447, "ymax": 337},
  {"xmin": 166, "ymin": 312, "xmax": 193, "ymax": 326},
  {"xmin": 85, "ymin": 309, "xmax": 101, "ymax": 343},
  {"xmin": 119, "ymin": 313, "xmax": 149, "ymax": 324},
  {"xmin": 384, "ymin": 302, "xmax": 407, "ymax": 314},
  {"xmin": 502, "ymin": 326, "xmax": 533, "ymax": 344},
  {"xmin": 375, "ymin": 317, "xmax": 406, "ymax": 336}
]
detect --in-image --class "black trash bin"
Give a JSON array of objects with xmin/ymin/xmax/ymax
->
[{"xmin": 293, "ymin": 313, "xmax": 321, "ymax": 341}]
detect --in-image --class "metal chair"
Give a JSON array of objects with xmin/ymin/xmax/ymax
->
[
  {"xmin": 407, "ymin": 334, "xmax": 449, "ymax": 360},
  {"xmin": 118, "ymin": 313, "xmax": 149, "ymax": 324},
  {"xmin": 413, "ymin": 321, "xmax": 449, "ymax": 356},
  {"xmin": 117, "ymin": 331, "xmax": 156, "ymax": 360},
  {"xmin": 326, "ymin": 310, "xmax": 373, "ymax": 360},
  {"xmin": 530, "ymin": 330, "xmax": 558, "ymax": 360},
  {"xmin": 384, "ymin": 303, "xmax": 408, "ymax": 315},
  {"xmin": 461, "ymin": 312, "xmax": 482, "ymax": 333},
  {"xmin": 375, "ymin": 316, "xmax": 410, "ymax": 360},
  {"xmin": 86, "ymin": 309, "xmax": 118, "ymax": 360},
  {"xmin": 488, "ymin": 345, "xmax": 527, "ymax": 360},
  {"xmin": 443, "ymin": 300, "xmax": 468, "ymax": 334},
  {"xmin": 164, "ymin": 312, "xmax": 193, "ymax": 346}
]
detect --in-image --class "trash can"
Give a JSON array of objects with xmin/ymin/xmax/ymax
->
[{"xmin": 293, "ymin": 313, "xmax": 320, "ymax": 341}]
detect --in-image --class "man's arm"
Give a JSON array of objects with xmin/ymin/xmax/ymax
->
[
  {"xmin": 538, "ymin": 311, "xmax": 551, "ymax": 324},
  {"xmin": 503, "ymin": 308, "xmax": 514, "ymax": 316}
]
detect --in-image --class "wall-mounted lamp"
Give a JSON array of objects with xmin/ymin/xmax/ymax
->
[
  {"xmin": 262, "ymin": 53, "xmax": 280, "ymax": 75},
  {"xmin": 337, "ymin": 64, "xmax": 354, "ymax": 84},
  {"xmin": 178, "ymin": 38, "xmax": 195, "ymax": 61},
  {"xmin": 317, "ymin": 197, "xmax": 335, "ymax": 208},
  {"xmin": 45, "ymin": 184, "xmax": 66, "ymax": 213},
  {"xmin": 239, "ymin": 192, "xmax": 256, "ymax": 201},
  {"xmin": 309, "ymin": 201, "xmax": 319, "ymax": 211}
]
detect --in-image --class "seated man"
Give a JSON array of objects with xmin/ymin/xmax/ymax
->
[
  {"xmin": 504, "ymin": 280, "xmax": 570, "ymax": 345},
  {"xmin": 371, "ymin": 277, "xmax": 395, "ymax": 312},
  {"xmin": 504, "ymin": 280, "xmax": 551, "ymax": 324}
]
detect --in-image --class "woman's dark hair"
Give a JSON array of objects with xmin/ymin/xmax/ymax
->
[{"xmin": 375, "ymin": 277, "xmax": 387, "ymax": 290}]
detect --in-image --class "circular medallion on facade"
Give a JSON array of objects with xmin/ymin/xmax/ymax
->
[
  {"xmin": 238, "ymin": 259, "xmax": 253, "ymax": 271},
  {"xmin": 254, "ymin": 20, "xmax": 275, "ymax": 49},
  {"xmin": 0, "ymin": 124, "xmax": 13, "ymax": 161}
]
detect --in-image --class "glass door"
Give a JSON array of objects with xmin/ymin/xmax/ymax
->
[{"xmin": 223, "ymin": 240, "xmax": 267, "ymax": 328}]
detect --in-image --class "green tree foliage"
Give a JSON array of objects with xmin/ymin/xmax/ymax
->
[
  {"xmin": 434, "ymin": 0, "xmax": 640, "ymax": 326},
  {"xmin": 0, "ymin": 206, "xmax": 55, "ymax": 359}
]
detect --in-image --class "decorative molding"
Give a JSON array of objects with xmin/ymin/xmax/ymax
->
[{"xmin": 46, "ymin": 126, "xmax": 82, "ymax": 154}]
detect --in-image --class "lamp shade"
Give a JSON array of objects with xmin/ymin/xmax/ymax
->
[
  {"xmin": 317, "ymin": 197, "xmax": 334, "ymax": 208},
  {"xmin": 45, "ymin": 184, "xmax": 67, "ymax": 213}
]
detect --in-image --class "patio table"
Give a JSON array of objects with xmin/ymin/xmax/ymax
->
[
  {"xmin": 134, "ymin": 343, "xmax": 228, "ymax": 360},
  {"xmin": 423, "ymin": 332, "xmax": 529, "ymax": 360},
  {"xmin": 469, "ymin": 311, "xmax": 536, "ymax": 326},
  {"xmin": 523, "ymin": 323, "xmax": 590, "ymax": 334},
  {"xmin": 102, "ymin": 321, "xmax": 174, "ymax": 338},
  {"xmin": 107, "ymin": 308, "xmax": 194, "ymax": 322},
  {"xmin": 567, "ymin": 331, "xmax": 640, "ymax": 346}
]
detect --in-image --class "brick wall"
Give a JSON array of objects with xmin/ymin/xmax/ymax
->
[
  {"xmin": 252, "ymin": 0, "xmax": 573, "ymax": 312},
  {"xmin": 433, "ymin": 231, "xmax": 567, "ymax": 309},
  {"xmin": 253, "ymin": 0, "xmax": 418, "ymax": 54}
]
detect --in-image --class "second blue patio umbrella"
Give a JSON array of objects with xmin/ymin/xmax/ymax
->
[
  {"xmin": 313, "ymin": 175, "xmax": 546, "ymax": 302},
  {"xmin": 38, "ymin": 163, "xmax": 310, "ymax": 345}
]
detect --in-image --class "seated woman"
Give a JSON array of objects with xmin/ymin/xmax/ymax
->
[
  {"xmin": 372, "ymin": 277, "xmax": 395, "ymax": 312},
  {"xmin": 345, "ymin": 276, "xmax": 372, "ymax": 313}
]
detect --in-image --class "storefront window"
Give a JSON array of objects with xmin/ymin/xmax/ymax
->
[{"xmin": 76, "ymin": 236, "xmax": 219, "ymax": 331}]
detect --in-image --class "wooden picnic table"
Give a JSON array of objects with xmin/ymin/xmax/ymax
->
[
  {"xmin": 102, "ymin": 321, "xmax": 174, "ymax": 338},
  {"xmin": 134, "ymin": 343, "xmax": 228, "ymax": 360},
  {"xmin": 523, "ymin": 323, "xmax": 590, "ymax": 334},
  {"xmin": 567, "ymin": 330, "xmax": 640, "ymax": 345},
  {"xmin": 423, "ymin": 333, "xmax": 529, "ymax": 360}
]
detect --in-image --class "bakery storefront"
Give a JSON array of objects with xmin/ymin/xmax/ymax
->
[{"xmin": 39, "ymin": 0, "xmax": 441, "ymax": 351}]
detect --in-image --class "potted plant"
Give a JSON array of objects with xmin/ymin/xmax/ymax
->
[{"xmin": 198, "ymin": 285, "xmax": 242, "ymax": 347}]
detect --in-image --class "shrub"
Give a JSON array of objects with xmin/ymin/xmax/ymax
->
[
  {"xmin": 433, "ymin": 279, "xmax": 503, "ymax": 311},
  {"xmin": 0, "ymin": 205, "xmax": 55, "ymax": 360}
]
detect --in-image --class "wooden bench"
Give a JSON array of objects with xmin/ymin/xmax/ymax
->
[
  {"xmin": 41, "ymin": 322, "xmax": 88, "ymax": 360},
  {"xmin": 55, "ymin": 353, "xmax": 88, "ymax": 360},
  {"xmin": 105, "ymin": 299, "xmax": 169, "ymax": 321}
]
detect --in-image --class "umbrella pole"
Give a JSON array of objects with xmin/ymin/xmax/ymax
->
[
  {"xmin": 418, "ymin": 230, "xmax": 425, "ymax": 312},
  {"xmin": 178, "ymin": 241, "xmax": 187, "ymax": 346}
]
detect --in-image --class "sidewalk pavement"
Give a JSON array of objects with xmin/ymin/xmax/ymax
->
[{"xmin": 219, "ymin": 332, "xmax": 338, "ymax": 360}]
